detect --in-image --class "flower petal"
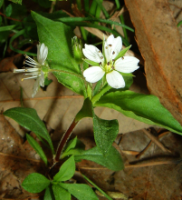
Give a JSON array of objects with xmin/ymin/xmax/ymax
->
[
  {"xmin": 32, "ymin": 77, "xmax": 40, "ymax": 98},
  {"xmin": 82, "ymin": 44, "xmax": 104, "ymax": 63},
  {"xmin": 83, "ymin": 66, "xmax": 105, "ymax": 83},
  {"xmin": 111, "ymin": 36, "xmax": 122, "ymax": 59},
  {"xmin": 106, "ymin": 70, "xmax": 125, "ymax": 88},
  {"xmin": 104, "ymin": 35, "xmax": 114, "ymax": 62},
  {"xmin": 115, "ymin": 56, "xmax": 139, "ymax": 73},
  {"xmin": 39, "ymin": 71, "xmax": 45, "ymax": 87},
  {"xmin": 13, "ymin": 69, "xmax": 26, "ymax": 73},
  {"xmin": 104, "ymin": 35, "xmax": 122, "ymax": 62},
  {"xmin": 37, "ymin": 43, "xmax": 48, "ymax": 65}
]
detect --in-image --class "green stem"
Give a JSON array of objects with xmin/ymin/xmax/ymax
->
[
  {"xmin": 119, "ymin": 15, "xmax": 129, "ymax": 42},
  {"xmin": 49, "ymin": 69, "xmax": 84, "ymax": 80},
  {"xmin": 92, "ymin": 84, "xmax": 111, "ymax": 105},
  {"xmin": 80, "ymin": 27, "xmax": 87, "ymax": 42},
  {"xmin": 55, "ymin": 118, "xmax": 79, "ymax": 161},
  {"xmin": 76, "ymin": 0, "xmax": 82, "ymax": 10},
  {"xmin": 82, "ymin": 174, "xmax": 113, "ymax": 200},
  {"xmin": 84, "ymin": 0, "xmax": 89, "ymax": 15},
  {"xmin": 115, "ymin": 0, "xmax": 120, "ymax": 10}
]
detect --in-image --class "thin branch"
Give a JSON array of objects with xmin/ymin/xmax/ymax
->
[{"xmin": 142, "ymin": 129, "xmax": 171, "ymax": 153}]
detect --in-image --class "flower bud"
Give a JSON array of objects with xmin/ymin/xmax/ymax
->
[{"xmin": 72, "ymin": 36, "xmax": 83, "ymax": 64}]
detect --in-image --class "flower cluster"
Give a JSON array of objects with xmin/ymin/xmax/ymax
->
[
  {"xmin": 82, "ymin": 35, "xmax": 139, "ymax": 88},
  {"xmin": 14, "ymin": 43, "xmax": 49, "ymax": 97},
  {"xmin": 14, "ymin": 35, "xmax": 139, "ymax": 98}
]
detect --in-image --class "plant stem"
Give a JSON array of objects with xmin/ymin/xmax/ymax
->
[
  {"xmin": 92, "ymin": 84, "xmax": 111, "ymax": 105},
  {"xmin": 55, "ymin": 118, "xmax": 78, "ymax": 161},
  {"xmin": 82, "ymin": 174, "xmax": 113, "ymax": 200}
]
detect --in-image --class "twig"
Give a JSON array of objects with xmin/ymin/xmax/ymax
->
[
  {"xmin": 0, "ymin": 152, "xmax": 41, "ymax": 163},
  {"xmin": 142, "ymin": 129, "xmax": 171, "ymax": 153},
  {"xmin": 125, "ymin": 160, "xmax": 175, "ymax": 169},
  {"xmin": 49, "ymin": 0, "xmax": 56, "ymax": 13},
  {"xmin": 136, "ymin": 131, "xmax": 171, "ymax": 158},
  {"xmin": 0, "ymin": 11, "xmax": 22, "ymax": 22},
  {"xmin": 80, "ymin": 159, "xmax": 177, "ymax": 170}
]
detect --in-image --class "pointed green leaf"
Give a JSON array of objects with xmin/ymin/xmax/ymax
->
[
  {"xmin": 75, "ymin": 146, "xmax": 124, "ymax": 171},
  {"xmin": 53, "ymin": 156, "xmax": 75, "ymax": 182},
  {"xmin": 22, "ymin": 173, "xmax": 50, "ymax": 193},
  {"xmin": 5, "ymin": 4, "xmax": 12, "ymax": 17},
  {"xmin": 83, "ymin": 59, "xmax": 100, "ymax": 66},
  {"xmin": 31, "ymin": 11, "xmax": 87, "ymax": 97},
  {"xmin": 64, "ymin": 137, "xmax": 78, "ymax": 154},
  {"xmin": 4, "ymin": 107, "xmax": 54, "ymax": 154},
  {"xmin": 60, "ymin": 183, "xmax": 99, "ymax": 200},
  {"xmin": 93, "ymin": 113, "xmax": 119, "ymax": 155},
  {"xmin": 0, "ymin": 0, "xmax": 4, "ymax": 9},
  {"xmin": 95, "ymin": 91, "xmax": 182, "ymax": 135},
  {"xmin": 0, "ymin": 25, "xmax": 15, "ymax": 32},
  {"xmin": 52, "ymin": 184, "xmax": 71, "ymax": 200},
  {"xmin": 114, "ymin": 45, "xmax": 131, "ymax": 61},
  {"xmin": 44, "ymin": 186, "xmax": 54, "ymax": 200},
  {"xmin": 26, "ymin": 134, "xmax": 48, "ymax": 165}
]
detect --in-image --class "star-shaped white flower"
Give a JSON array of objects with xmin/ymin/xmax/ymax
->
[
  {"xmin": 82, "ymin": 35, "xmax": 139, "ymax": 88},
  {"xmin": 13, "ymin": 43, "xmax": 49, "ymax": 97}
]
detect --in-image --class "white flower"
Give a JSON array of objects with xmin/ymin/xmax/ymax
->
[
  {"xmin": 82, "ymin": 35, "xmax": 140, "ymax": 89},
  {"xmin": 13, "ymin": 43, "xmax": 49, "ymax": 97}
]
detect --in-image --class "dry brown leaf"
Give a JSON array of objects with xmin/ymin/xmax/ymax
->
[
  {"xmin": 78, "ymin": 131, "xmax": 182, "ymax": 200},
  {"xmin": 125, "ymin": 0, "xmax": 182, "ymax": 125},
  {"xmin": 0, "ymin": 114, "xmax": 46, "ymax": 199}
]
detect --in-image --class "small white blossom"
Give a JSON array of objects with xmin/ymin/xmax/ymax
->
[
  {"xmin": 13, "ymin": 43, "xmax": 49, "ymax": 97},
  {"xmin": 82, "ymin": 35, "xmax": 139, "ymax": 89}
]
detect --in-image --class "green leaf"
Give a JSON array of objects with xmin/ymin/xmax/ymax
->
[
  {"xmin": 9, "ymin": 0, "xmax": 22, "ymax": 5},
  {"xmin": 0, "ymin": 25, "xmax": 15, "ymax": 32},
  {"xmin": 53, "ymin": 156, "xmax": 75, "ymax": 182},
  {"xmin": 95, "ymin": 91, "xmax": 182, "ymax": 135},
  {"xmin": 0, "ymin": 0, "xmax": 4, "ymax": 9},
  {"xmin": 75, "ymin": 146, "xmax": 124, "ymax": 171},
  {"xmin": 83, "ymin": 59, "xmax": 100, "ymax": 66},
  {"xmin": 94, "ymin": 0, "xmax": 109, "ymax": 19},
  {"xmin": 26, "ymin": 134, "xmax": 48, "ymax": 165},
  {"xmin": 64, "ymin": 137, "xmax": 78, "ymax": 154},
  {"xmin": 60, "ymin": 183, "xmax": 99, "ymax": 200},
  {"xmin": 52, "ymin": 184, "xmax": 71, "ymax": 200},
  {"xmin": 177, "ymin": 20, "xmax": 182, "ymax": 27},
  {"xmin": 61, "ymin": 139, "xmax": 85, "ymax": 159},
  {"xmin": 4, "ymin": 107, "xmax": 54, "ymax": 154},
  {"xmin": 44, "ymin": 77, "xmax": 53, "ymax": 87},
  {"xmin": 31, "ymin": 11, "xmax": 87, "ymax": 97},
  {"xmin": 114, "ymin": 45, "xmax": 131, "ymax": 61},
  {"xmin": 44, "ymin": 186, "xmax": 55, "ymax": 200},
  {"xmin": 5, "ymin": 4, "xmax": 13, "ymax": 17},
  {"xmin": 75, "ymin": 98, "xmax": 93, "ymax": 122},
  {"xmin": 93, "ymin": 113, "xmax": 119, "ymax": 155},
  {"xmin": 22, "ymin": 173, "xmax": 50, "ymax": 193}
]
